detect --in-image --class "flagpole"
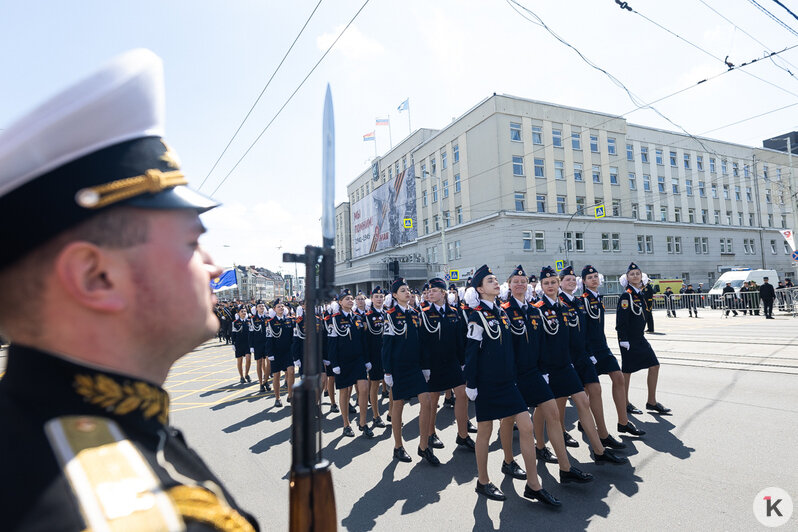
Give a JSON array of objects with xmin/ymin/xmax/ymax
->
[
  {"xmin": 388, "ymin": 113, "xmax": 393, "ymax": 149},
  {"xmin": 373, "ymin": 135, "xmax": 377, "ymax": 158},
  {"xmin": 407, "ymin": 103, "xmax": 412, "ymax": 135}
]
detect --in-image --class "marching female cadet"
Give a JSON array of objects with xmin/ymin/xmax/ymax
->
[
  {"xmin": 291, "ymin": 305, "xmax": 305, "ymax": 378},
  {"xmin": 364, "ymin": 287, "xmax": 388, "ymax": 428},
  {"xmin": 249, "ymin": 301, "xmax": 272, "ymax": 393},
  {"xmin": 266, "ymin": 299, "xmax": 295, "ymax": 407},
  {"xmin": 327, "ymin": 289, "xmax": 374, "ymax": 439},
  {"xmin": 231, "ymin": 308, "xmax": 252, "ymax": 384},
  {"xmin": 616, "ymin": 263, "xmax": 671, "ymax": 415},
  {"xmin": 419, "ymin": 278, "xmax": 475, "ymax": 452},
  {"xmin": 321, "ymin": 304, "xmax": 339, "ymax": 413},
  {"xmin": 501, "ymin": 266, "xmax": 593, "ymax": 484},
  {"xmin": 534, "ymin": 266, "xmax": 626, "ymax": 466},
  {"xmin": 557, "ymin": 267, "xmax": 625, "ymax": 450},
  {"xmin": 382, "ymin": 278, "xmax": 439, "ymax": 465},
  {"xmin": 463, "ymin": 265, "xmax": 561, "ymax": 505},
  {"xmin": 581, "ymin": 265, "xmax": 645, "ymax": 437}
]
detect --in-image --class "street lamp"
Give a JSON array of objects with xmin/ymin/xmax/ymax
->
[
  {"xmin": 563, "ymin": 201, "xmax": 604, "ymax": 265},
  {"xmin": 416, "ymin": 169, "xmax": 448, "ymax": 277}
]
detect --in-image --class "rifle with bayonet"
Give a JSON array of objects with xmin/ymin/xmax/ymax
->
[{"xmin": 282, "ymin": 85, "xmax": 337, "ymax": 532}]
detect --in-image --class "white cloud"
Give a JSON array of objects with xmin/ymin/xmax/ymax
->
[{"xmin": 316, "ymin": 24, "xmax": 385, "ymax": 61}]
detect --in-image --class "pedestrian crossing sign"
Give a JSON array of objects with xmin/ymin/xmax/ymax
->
[
  {"xmin": 555, "ymin": 260, "xmax": 565, "ymax": 271},
  {"xmin": 403, "ymin": 218, "xmax": 413, "ymax": 229},
  {"xmin": 594, "ymin": 204, "xmax": 606, "ymax": 218},
  {"xmin": 449, "ymin": 269, "xmax": 460, "ymax": 281}
]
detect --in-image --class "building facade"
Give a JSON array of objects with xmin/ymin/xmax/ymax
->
[{"xmin": 335, "ymin": 94, "xmax": 797, "ymax": 294}]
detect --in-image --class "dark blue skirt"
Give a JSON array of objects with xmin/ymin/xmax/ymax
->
[
  {"xmin": 271, "ymin": 350, "xmax": 292, "ymax": 373},
  {"xmin": 589, "ymin": 347, "xmax": 621, "ymax": 375},
  {"xmin": 334, "ymin": 357, "xmax": 368, "ymax": 389},
  {"xmin": 368, "ymin": 351, "xmax": 384, "ymax": 381},
  {"xmin": 474, "ymin": 381, "xmax": 527, "ymax": 422},
  {"xmin": 573, "ymin": 359, "xmax": 600, "ymax": 385},
  {"xmin": 516, "ymin": 370, "xmax": 554, "ymax": 407},
  {"xmin": 252, "ymin": 341, "xmax": 267, "ymax": 360},
  {"xmin": 392, "ymin": 368, "xmax": 428, "ymax": 401},
  {"xmin": 546, "ymin": 365, "xmax": 584, "ymax": 399},
  {"xmin": 619, "ymin": 338, "xmax": 659, "ymax": 373},
  {"xmin": 427, "ymin": 360, "xmax": 465, "ymax": 393}
]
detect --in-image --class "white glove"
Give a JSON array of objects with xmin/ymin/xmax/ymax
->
[
  {"xmin": 422, "ymin": 369, "xmax": 430, "ymax": 382},
  {"xmin": 384, "ymin": 374, "xmax": 394, "ymax": 387},
  {"xmin": 295, "ymin": 359, "xmax": 301, "ymax": 368},
  {"xmin": 268, "ymin": 356, "xmax": 275, "ymax": 361},
  {"xmin": 465, "ymin": 387, "xmax": 478, "ymax": 401},
  {"xmin": 589, "ymin": 356, "xmax": 598, "ymax": 364},
  {"xmin": 461, "ymin": 365, "xmax": 465, "ymax": 371},
  {"xmin": 542, "ymin": 374, "xmax": 550, "ymax": 384},
  {"xmin": 619, "ymin": 341, "xmax": 630, "ymax": 350},
  {"xmin": 333, "ymin": 366, "xmax": 341, "ymax": 375},
  {"xmin": 365, "ymin": 362, "xmax": 372, "ymax": 371},
  {"xmin": 250, "ymin": 347, "xmax": 255, "ymax": 354},
  {"xmin": 323, "ymin": 359, "xmax": 330, "ymax": 366}
]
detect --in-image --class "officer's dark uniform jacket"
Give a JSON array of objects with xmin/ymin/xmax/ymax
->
[
  {"xmin": 231, "ymin": 317, "xmax": 250, "ymax": 357},
  {"xmin": 582, "ymin": 289, "xmax": 621, "ymax": 375},
  {"xmin": 615, "ymin": 286, "xmax": 659, "ymax": 373},
  {"xmin": 266, "ymin": 315, "xmax": 294, "ymax": 371},
  {"xmin": 533, "ymin": 296, "xmax": 571, "ymax": 374},
  {"xmin": 559, "ymin": 291, "xmax": 600, "ymax": 385},
  {"xmin": 327, "ymin": 310, "xmax": 368, "ymax": 389},
  {"xmin": 248, "ymin": 313, "xmax": 268, "ymax": 357},
  {"xmin": 381, "ymin": 304, "xmax": 428, "ymax": 401},
  {"xmin": 418, "ymin": 302, "xmax": 465, "ymax": 392},
  {"xmin": 0, "ymin": 345, "xmax": 258, "ymax": 531},
  {"xmin": 463, "ymin": 300, "xmax": 527, "ymax": 421},
  {"xmin": 501, "ymin": 297, "xmax": 554, "ymax": 407},
  {"xmin": 291, "ymin": 313, "xmax": 307, "ymax": 375},
  {"xmin": 363, "ymin": 307, "xmax": 386, "ymax": 380}
]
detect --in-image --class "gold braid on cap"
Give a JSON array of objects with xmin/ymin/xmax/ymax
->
[{"xmin": 75, "ymin": 169, "xmax": 187, "ymax": 209}]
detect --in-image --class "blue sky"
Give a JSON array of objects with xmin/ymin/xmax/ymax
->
[{"xmin": 2, "ymin": 0, "xmax": 797, "ymax": 272}]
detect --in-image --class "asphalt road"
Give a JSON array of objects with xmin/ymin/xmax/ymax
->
[{"xmin": 2, "ymin": 308, "xmax": 796, "ymax": 530}]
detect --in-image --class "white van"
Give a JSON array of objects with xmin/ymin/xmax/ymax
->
[{"xmin": 708, "ymin": 269, "xmax": 779, "ymax": 296}]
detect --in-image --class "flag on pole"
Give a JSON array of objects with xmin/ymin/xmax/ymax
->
[
  {"xmin": 363, "ymin": 131, "xmax": 375, "ymax": 141},
  {"xmin": 375, "ymin": 117, "xmax": 389, "ymax": 126},
  {"xmin": 397, "ymin": 99, "xmax": 409, "ymax": 112},
  {"xmin": 210, "ymin": 267, "xmax": 237, "ymax": 292},
  {"xmin": 780, "ymin": 229, "xmax": 796, "ymax": 251}
]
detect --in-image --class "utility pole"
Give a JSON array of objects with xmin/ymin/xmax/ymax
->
[
  {"xmin": 753, "ymin": 155, "xmax": 766, "ymax": 269},
  {"xmin": 788, "ymin": 138, "xmax": 798, "ymax": 280}
]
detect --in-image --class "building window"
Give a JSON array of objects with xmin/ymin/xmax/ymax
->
[
  {"xmin": 610, "ymin": 166, "xmax": 618, "ymax": 184},
  {"xmin": 602, "ymin": 233, "xmax": 611, "ymax": 252},
  {"xmin": 669, "ymin": 151, "xmax": 677, "ymax": 167},
  {"xmin": 532, "ymin": 126, "xmax": 542, "ymax": 144},
  {"xmin": 420, "ymin": 163, "xmax": 426, "ymax": 178},
  {"xmin": 658, "ymin": 176, "xmax": 666, "ymax": 192},
  {"xmin": 388, "ymin": 168, "xmax": 393, "ymax": 181},
  {"xmin": 628, "ymin": 172, "xmax": 636, "ymax": 190},
  {"xmin": 631, "ymin": 203, "xmax": 639, "ymax": 219},
  {"xmin": 515, "ymin": 192, "xmax": 525, "ymax": 212},
  {"xmin": 607, "ymin": 138, "xmax": 616, "ymax": 155},
  {"xmin": 455, "ymin": 173, "xmax": 461, "ymax": 193},
  {"xmin": 646, "ymin": 204, "xmax": 653, "ymax": 221},
  {"xmin": 699, "ymin": 181, "xmax": 706, "ymax": 197},
  {"xmin": 674, "ymin": 207, "xmax": 682, "ymax": 222},
  {"xmin": 771, "ymin": 240, "xmax": 777, "ymax": 254},
  {"xmin": 535, "ymin": 231, "xmax": 545, "ymax": 251},
  {"xmin": 721, "ymin": 160, "xmax": 728, "ymax": 175},
  {"xmin": 697, "ymin": 155, "xmax": 703, "ymax": 170},
  {"xmin": 656, "ymin": 149, "xmax": 664, "ymax": 166},
  {"xmin": 710, "ymin": 158, "xmax": 716, "ymax": 173},
  {"xmin": 431, "ymin": 157, "xmax": 437, "ymax": 175},
  {"xmin": 557, "ymin": 196, "xmax": 566, "ymax": 213},
  {"xmin": 737, "ymin": 213, "xmax": 743, "ymax": 226},
  {"xmin": 732, "ymin": 162, "xmax": 739, "ymax": 176},
  {"xmin": 572, "ymin": 132, "xmax": 581, "ymax": 150},
  {"xmin": 442, "ymin": 210, "xmax": 450, "ymax": 228},
  {"xmin": 576, "ymin": 196, "xmax": 586, "ymax": 212},
  {"xmin": 688, "ymin": 208, "xmax": 695, "ymax": 223},
  {"xmin": 512, "ymin": 156, "xmax": 524, "ymax": 176},
  {"xmin": 763, "ymin": 165, "xmax": 768, "ymax": 179},
  {"xmin": 433, "ymin": 214, "xmax": 440, "ymax": 231},
  {"xmin": 701, "ymin": 209, "xmax": 708, "ymax": 223},
  {"xmin": 766, "ymin": 190, "xmax": 772, "ymax": 203},
  {"xmin": 672, "ymin": 177, "xmax": 679, "ymax": 194},
  {"xmin": 726, "ymin": 211, "xmax": 732, "ymax": 225},
  {"xmin": 432, "ymin": 185, "xmax": 438, "ymax": 203},
  {"xmin": 564, "ymin": 231, "xmax": 585, "ymax": 251},
  {"xmin": 714, "ymin": 210, "xmax": 720, "ymax": 224},
  {"xmin": 720, "ymin": 238, "xmax": 733, "ymax": 254},
  {"xmin": 422, "ymin": 190, "xmax": 428, "ymax": 206},
  {"xmin": 552, "ymin": 128, "xmax": 563, "ymax": 148},
  {"xmin": 522, "ymin": 231, "xmax": 532, "ymax": 251},
  {"xmin": 612, "ymin": 232, "xmax": 620, "ymax": 251},
  {"xmin": 667, "ymin": 236, "xmax": 674, "ymax": 253},
  {"xmin": 694, "ymin": 237, "xmax": 701, "ymax": 254},
  {"xmin": 627, "ymin": 143, "xmax": 634, "ymax": 160},
  {"xmin": 592, "ymin": 165, "xmax": 601, "ymax": 183},
  {"xmin": 454, "ymin": 240, "xmax": 461, "ymax": 259},
  {"xmin": 534, "ymin": 158, "xmax": 545, "ymax": 178},
  {"xmin": 590, "ymin": 135, "xmax": 599, "ymax": 153},
  {"xmin": 702, "ymin": 237, "xmax": 709, "ymax": 254},
  {"xmin": 711, "ymin": 184, "xmax": 718, "ymax": 198},
  {"xmin": 536, "ymin": 194, "xmax": 546, "ymax": 213},
  {"xmin": 660, "ymin": 206, "xmax": 668, "ymax": 222},
  {"xmin": 783, "ymin": 216, "xmax": 788, "ymax": 228},
  {"xmin": 684, "ymin": 153, "xmax": 690, "ymax": 169},
  {"xmin": 442, "ymin": 179, "xmax": 449, "ymax": 198},
  {"xmin": 441, "ymin": 150, "xmax": 448, "ymax": 170},
  {"xmin": 510, "ymin": 122, "xmax": 522, "ymax": 142},
  {"xmin": 456, "ymin": 206, "xmax": 463, "ymax": 224},
  {"xmin": 643, "ymin": 174, "xmax": 651, "ymax": 191},
  {"xmin": 612, "ymin": 199, "xmax": 621, "ymax": 217},
  {"xmin": 744, "ymin": 164, "xmax": 750, "ymax": 178},
  {"xmin": 641, "ymin": 146, "xmax": 649, "ymax": 163},
  {"xmin": 452, "ymin": 145, "xmax": 460, "ymax": 164},
  {"xmin": 554, "ymin": 160, "xmax": 565, "ymax": 180},
  {"xmin": 402, "ymin": 157, "xmax": 407, "ymax": 170},
  {"xmin": 686, "ymin": 179, "xmax": 693, "ymax": 196},
  {"xmin": 768, "ymin": 213, "xmax": 773, "ymax": 227},
  {"xmin": 395, "ymin": 162, "xmax": 400, "ymax": 176},
  {"xmin": 637, "ymin": 235, "xmax": 645, "ymax": 253},
  {"xmin": 574, "ymin": 163, "xmax": 583, "ymax": 181},
  {"xmin": 645, "ymin": 235, "xmax": 654, "ymax": 253},
  {"xmin": 601, "ymin": 232, "xmax": 621, "ymax": 252},
  {"xmin": 424, "ymin": 218, "xmax": 429, "ymax": 234}
]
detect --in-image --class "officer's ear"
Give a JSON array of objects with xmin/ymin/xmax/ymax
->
[{"xmin": 53, "ymin": 242, "xmax": 127, "ymax": 313}]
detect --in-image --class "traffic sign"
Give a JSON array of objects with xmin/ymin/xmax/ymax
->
[
  {"xmin": 403, "ymin": 218, "xmax": 413, "ymax": 229},
  {"xmin": 449, "ymin": 269, "xmax": 460, "ymax": 281},
  {"xmin": 555, "ymin": 260, "xmax": 565, "ymax": 271},
  {"xmin": 444, "ymin": 273, "xmax": 450, "ymax": 281},
  {"xmin": 594, "ymin": 204, "xmax": 606, "ymax": 218},
  {"xmin": 792, "ymin": 250, "xmax": 798, "ymax": 261}
]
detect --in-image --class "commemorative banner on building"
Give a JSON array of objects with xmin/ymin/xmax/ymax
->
[{"xmin": 351, "ymin": 164, "xmax": 417, "ymax": 258}]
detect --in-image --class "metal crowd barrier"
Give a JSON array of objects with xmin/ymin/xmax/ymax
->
[{"xmin": 600, "ymin": 288, "xmax": 796, "ymax": 317}]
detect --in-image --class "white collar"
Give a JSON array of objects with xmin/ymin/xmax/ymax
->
[
  {"xmin": 479, "ymin": 299, "xmax": 495, "ymax": 309},
  {"xmin": 397, "ymin": 303, "xmax": 407, "ymax": 312},
  {"xmin": 559, "ymin": 290, "xmax": 574, "ymax": 301},
  {"xmin": 341, "ymin": 309, "xmax": 351, "ymax": 316},
  {"xmin": 588, "ymin": 288, "xmax": 600, "ymax": 298},
  {"xmin": 513, "ymin": 297, "xmax": 527, "ymax": 308},
  {"xmin": 544, "ymin": 294, "xmax": 558, "ymax": 306}
]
